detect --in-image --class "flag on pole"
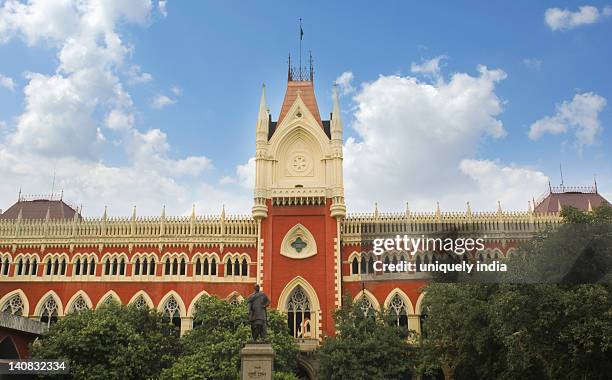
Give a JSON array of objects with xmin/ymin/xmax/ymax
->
[{"xmin": 300, "ymin": 20, "xmax": 304, "ymax": 40}]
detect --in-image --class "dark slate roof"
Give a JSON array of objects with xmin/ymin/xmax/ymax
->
[
  {"xmin": 0, "ymin": 199, "xmax": 79, "ymax": 220},
  {"xmin": 534, "ymin": 187, "xmax": 609, "ymax": 213}
]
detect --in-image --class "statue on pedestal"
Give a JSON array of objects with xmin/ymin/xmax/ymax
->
[{"xmin": 247, "ymin": 284, "xmax": 270, "ymax": 342}]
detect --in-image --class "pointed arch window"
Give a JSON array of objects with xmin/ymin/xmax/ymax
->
[
  {"xmin": 1, "ymin": 258, "xmax": 10, "ymax": 276},
  {"xmin": 287, "ymin": 286, "xmax": 312, "ymax": 339},
  {"xmin": 134, "ymin": 258, "xmax": 141, "ymax": 275},
  {"xmin": 241, "ymin": 259, "xmax": 248, "ymax": 276},
  {"xmin": 16, "ymin": 259, "xmax": 23, "ymax": 276},
  {"xmin": 180, "ymin": 258, "xmax": 186, "ymax": 276},
  {"xmin": 162, "ymin": 297, "xmax": 181, "ymax": 329},
  {"xmin": 69, "ymin": 295, "xmax": 89, "ymax": 313},
  {"xmin": 148, "ymin": 258, "xmax": 155, "ymax": 275},
  {"xmin": 133, "ymin": 295, "xmax": 148, "ymax": 310},
  {"xmin": 226, "ymin": 260, "xmax": 232, "ymax": 276},
  {"xmin": 360, "ymin": 256, "xmax": 367, "ymax": 274},
  {"xmin": 195, "ymin": 258, "xmax": 201, "ymax": 275},
  {"xmin": 40, "ymin": 297, "xmax": 59, "ymax": 327},
  {"xmin": 210, "ymin": 258, "xmax": 217, "ymax": 275},
  {"xmin": 1, "ymin": 295, "xmax": 24, "ymax": 316},
  {"xmin": 356, "ymin": 296, "xmax": 375, "ymax": 318},
  {"xmin": 351, "ymin": 257, "xmax": 359, "ymax": 275},
  {"xmin": 388, "ymin": 294, "xmax": 408, "ymax": 327}
]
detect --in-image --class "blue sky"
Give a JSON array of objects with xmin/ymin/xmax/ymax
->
[{"xmin": 0, "ymin": 1, "xmax": 610, "ymax": 215}]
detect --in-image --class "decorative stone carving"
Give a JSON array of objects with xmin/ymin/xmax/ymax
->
[{"xmin": 280, "ymin": 224, "xmax": 317, "ymax": 259}]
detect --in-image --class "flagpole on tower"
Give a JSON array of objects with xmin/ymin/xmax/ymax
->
[{"xmin": 299, "ymin": 18, "xmax": 303, "ymax": 74}]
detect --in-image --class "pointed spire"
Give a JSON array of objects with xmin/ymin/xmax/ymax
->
[
  {"xmin": 405, "ymin": 202, "xmax": 410, "ymax": 217},
  {"xmin": 259, "ymin": 83, "xmax": 267, "ymax": 119},
  {"xmin": 17, "ymin": 188, "xmax": 21, "ymax": 202},
  {"xmin": 161, "ymin": 205, "xmax": 166, "ymax": 219},
  {"xmin": 102, "ymin": 206, "xmax": 108, "ymax": 221},
  {"xmin": 45, "ymin": 205, "xmax": 51, "ymax": 221},
  {"xmin": 191, "ymin": 204, "xmax": 196, "ymax": 219},
  {"xmin": 331, "ymin": 82, "xmax": 343, "ymax": 141},
  {"xmin": 466, "ymin": 201, "xmax": 472, "ymax": 216},
  {"xmin": 256, "ymin": 83, "xmax": 269, "ymax": 141},
  {"xmin": 497, "ymin": 200, "xmax": 503, "ymax": 214},
  {"xmin": 374, "ymin": 202, "xmax": 379, "ymax": 218},
  {"xmin": 220, "ymin": 204, "xmax": 226, "ymax": 220},
  {"xmin": 528, "ymin": 200, "xmax": 533, "ymax": 213},
  {"xmin": 131, "ymin": 205, "xmax": 137, "ymax": 221},
  {"xmin": 588, "ymin": 199, "xmax": 593, "ymax": 212},
  {"xmin": 435, "ymin": 201, "xmax": 441, "ymax": 216},
  {"xmin": 557, "ymin": 199, "xmax": 562, "ymax": 213},
  {"xmin": 594, "ymin": 175, "xmax": 598, "ymax": 193}
]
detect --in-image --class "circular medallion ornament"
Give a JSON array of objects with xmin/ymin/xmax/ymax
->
[{"xmin": 287, "ymin": 152, "xmax": 311, "ymax": 175}]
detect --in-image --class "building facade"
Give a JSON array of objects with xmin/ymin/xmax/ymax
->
[{"xmin": 0, "ymin": 64, "xmax": 608, "ymax": 362}]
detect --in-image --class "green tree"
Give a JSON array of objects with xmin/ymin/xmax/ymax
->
[
  {"xmin": 317, "ymin": 295, "xmax": 415, "ymax": 380},
  {"xmin": 30, "ymin": 301, "xmax": 180, "ymax": 380},
  {"xmin": 160, "ymin": 296, "xmax": 298, "ymax": 380}
]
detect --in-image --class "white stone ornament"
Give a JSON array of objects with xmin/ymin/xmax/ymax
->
[{"xmin": 280, "ymin": 223, "xmax": 317, "ymax": 259}]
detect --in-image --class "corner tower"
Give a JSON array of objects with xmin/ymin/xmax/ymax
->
[{"xmin": 253, "ymin": 56, "xmax": 345, "ymax": 343}]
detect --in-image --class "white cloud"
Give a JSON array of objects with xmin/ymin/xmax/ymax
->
[
  {"xmin": 343, "ymin": 64, "xmax": 548, "ymax": 212},
  {"xmin": 0, "ymin": 73, "xmax": 15, "ymax": 90},
  {"xmin": 0, "ymin": 0, "xmax": 251, "ymax": 217},
  {"xmin": 127, "ymin": 64, "xmax": 153, "ymax": 84},
  {"xmin": 545, "ymin": 5, "xmax": 612, "ymax": 31},
  {"xmin": 334, "ymin": 71, "xmax": 354, "ymax": 96},
  {"xmin": 158, "ymin": 0, "xmax": 168, "ymax": 18},
  {"xmin": 528, "ymin": 92, "xmax": 606, "ymax": 147},
  {"xmin": 0, "ymin": 120, "xmax": 6, "ymax": 129},
  {"xmin": 523, "ymin": 58, "xmax": 542, "ymax": 70},
  {"xmin": 170, "ymin": 85, "xmax": 181, "ymax": 96},
  {"xmin": 410, "ymin": 55, "xmax": 447, "ymax": 79},
  {"xmin": 152, "ymin": 94, "xmax": 176, "ymax": 109}
]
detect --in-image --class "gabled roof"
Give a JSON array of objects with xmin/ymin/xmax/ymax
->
[
  {"xmin": 0, "ymin": 199, "xmax": 79, "ymax": 220},
  {"xmin": 534, "ymin": 186, "xmax": 609, "ymax": 213},
  {"xmin": 277, "ymin": 80, "xmax": 323, "ymax": 128}
]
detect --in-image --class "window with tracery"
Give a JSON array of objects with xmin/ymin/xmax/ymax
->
[
  {"xmin": 69, "ymin": 295, "xmax": 89, "ymax": 313},
  {"xmin": 133, "ymin": 295, "xmax": 148, "ymax": 309},
  {"xmin": 356, "ymin": 296, "xmax": 375, "ymax": 317},
  {"xmin": 162, "ymin": 297, "xmax": 181, "ymax": 329},
  {"xmin": 287, "ymin": 286, "xmax": 312, "ymax": 339},
  {"xmin": 228, "ymin": 295, "xmax": 241, "ymax": 305},
  {"xmin": 40, "ymin": 297, "xmax": 59, "ymax": 327},
  {"xmin": 2, "ymin": 295, "xmax": 24, "ymax": 316},
  {"xmin": 388, "ymin": 294, "xmax": 408, "ymax": 327}
]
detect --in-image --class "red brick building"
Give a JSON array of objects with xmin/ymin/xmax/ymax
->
[{"xmin": 0, "ymin": 63, "xmax": 608, "ymax": 372}]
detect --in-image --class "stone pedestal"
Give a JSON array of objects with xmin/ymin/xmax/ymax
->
[{"xmin": 240, "ymin": 343, "xmax": 275, "ymax": 380}]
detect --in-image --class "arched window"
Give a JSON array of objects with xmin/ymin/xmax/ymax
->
[
  {"xmin": 351, "ymin": 258, "xmax": 359, "ymax": 275},
  {"xmin": 1, "ymin": 295, "xmax": 24, "ymax": 316},
  {"xmin": 384, "ymin": 256, "xmax": 391, "ymax": 273},
  {"xmin": 140, "ymin": 258, "xmax": 147, "ymax": 275},
  {"xmin": 172, "ymin": 258, "xmax": 178, "ymax": 275},
  {"xmin": 133, "ymin": 295, "xmax": 148, "ymax": 310},
  {"xmin": 119, "ymin": 258, "xmax": 125, "ymax": 276},
  {"xmin": 16, "ymin": 258, "xmax": 23, "ymax": 276},
  {"xmin": 45, "ymin": 259, "xmax": 52, "ymax": 276},
  {"xmin": 360, "ymin": 256, "xmax": 367, "ymax": 274},
  {"xmin": 210, "ymin": 258, "xmax": 217, "ymax": 275},
  {"xmin": 149, "ymin": 258, "xmax": 155, "ymax": 275},
  {"xmin": 195, "ymin": 258, "xmax": 201, "ymax": 275},
  {"xmin": 31, "ymin": 259, "xmax": 38, "ymax": 275},
  {"xmin": 134, "ymin": 258, "xmax": 141, "ymax": 275},
  {"xmin": 2, "ymin": 258, "xmax": 10, "ymax": 275},
  {"xmin": 69, "ymin": 295, "xmax": 89, "ymax": 313},
  {"xmin": 415, "ymin": 255, "xmax": 421, "ymax": 272},
  {"xmin": 74, "ymin": 258, "xmax": 81, "ymax": 275},
  {"xmin": 53, "ymin": 258, "xmax": 59, "ymax": 275},
  {"xmin": 82, "ymin": 258, "xmax": 88, "ymax": 275},
  {"xmin": 164, "ymin": 258, "xmax": 171, "ymax": 275},
  {"xmin": 286, "ymin": 286, "xmax": 311, "ymax": 339},
  {"xmin": 228, "ymin": 295, "xmax": 240, "ymax": 305},
  {"xmin": 162, "ymin": 297, "xmax": 181, "ymax": 329},
  {"xmin": 388, "ymin": 294, "xmax": 408, "ymax": 327},
  {"xmin": 392, "ymin": 255, "xmax": 398, "ymax": 266},
  {"xmin": 24, "ymin": 259, "xmax": 30, "ymax": 275},
  {"xmin": 203, "ymin": 258, "xmax": 209, "ymax": 275},
  {"xmin": 368, "ymin": 257, "xmax": 374, "ymax": 273},
  {"xmin": 241, "ymin": 259, "xmax": 248, "ymax": 276},
  {"xmin": 60, "ymin": 259, "xmax": 66, "ymax": 275},
  {"xmin": 233, "ymin": 259, "xmax": 240, "ymax": 276},
  {"xmin": 111, "ymin": 258, "xmax": 118, "ymax": 275},
  {"xmin": 89, "ymin": 258, "xmax": 95, "ymax": 275},
  {"xmin": 40, "ymin": 297, "xmax": 59, "ymax": 327},
  {"xmin": 180, "ymin": 258, "xmax": 186, "ymax": 276},
  {"xmin": 356, "ymin": 296, "xmax": 375, "ymax": 317},
  {"xmin": 226, "ymin": 260, "xmax": 233, "ymax": 276}
]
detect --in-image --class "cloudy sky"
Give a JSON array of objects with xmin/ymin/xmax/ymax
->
[{"xmin": 0, "ymin": 0, "xmax": 610, "ymax": 216}]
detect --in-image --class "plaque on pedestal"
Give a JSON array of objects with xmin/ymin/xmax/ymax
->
[{"xmin": 240, "ymin": 343, "xmax": 275, "ymax": 380}]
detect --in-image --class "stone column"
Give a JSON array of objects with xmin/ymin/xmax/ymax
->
[{"xmin": 240, "ymin": 343, "xmax": 275, "ymax": 380}]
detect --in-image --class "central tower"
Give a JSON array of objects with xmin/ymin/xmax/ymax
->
[{"xmin": 252, "ymin": 57, "xmax": 345, "ymax": 343}]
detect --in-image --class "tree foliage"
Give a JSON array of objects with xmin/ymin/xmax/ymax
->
[
  {"xmin": 30, "ymin": 301, "xmax": 180, "ymax": 380},
  {"xmin": 317, "ymin": 295, "xmax": 415, "ymax": 380},
  {"xmin": 160, "ymin": 296, "xmax": 298, "ymax": 380},
  {"xmin": 419, "ymin": 204, "xmax": 612, "ymax": 379}
]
